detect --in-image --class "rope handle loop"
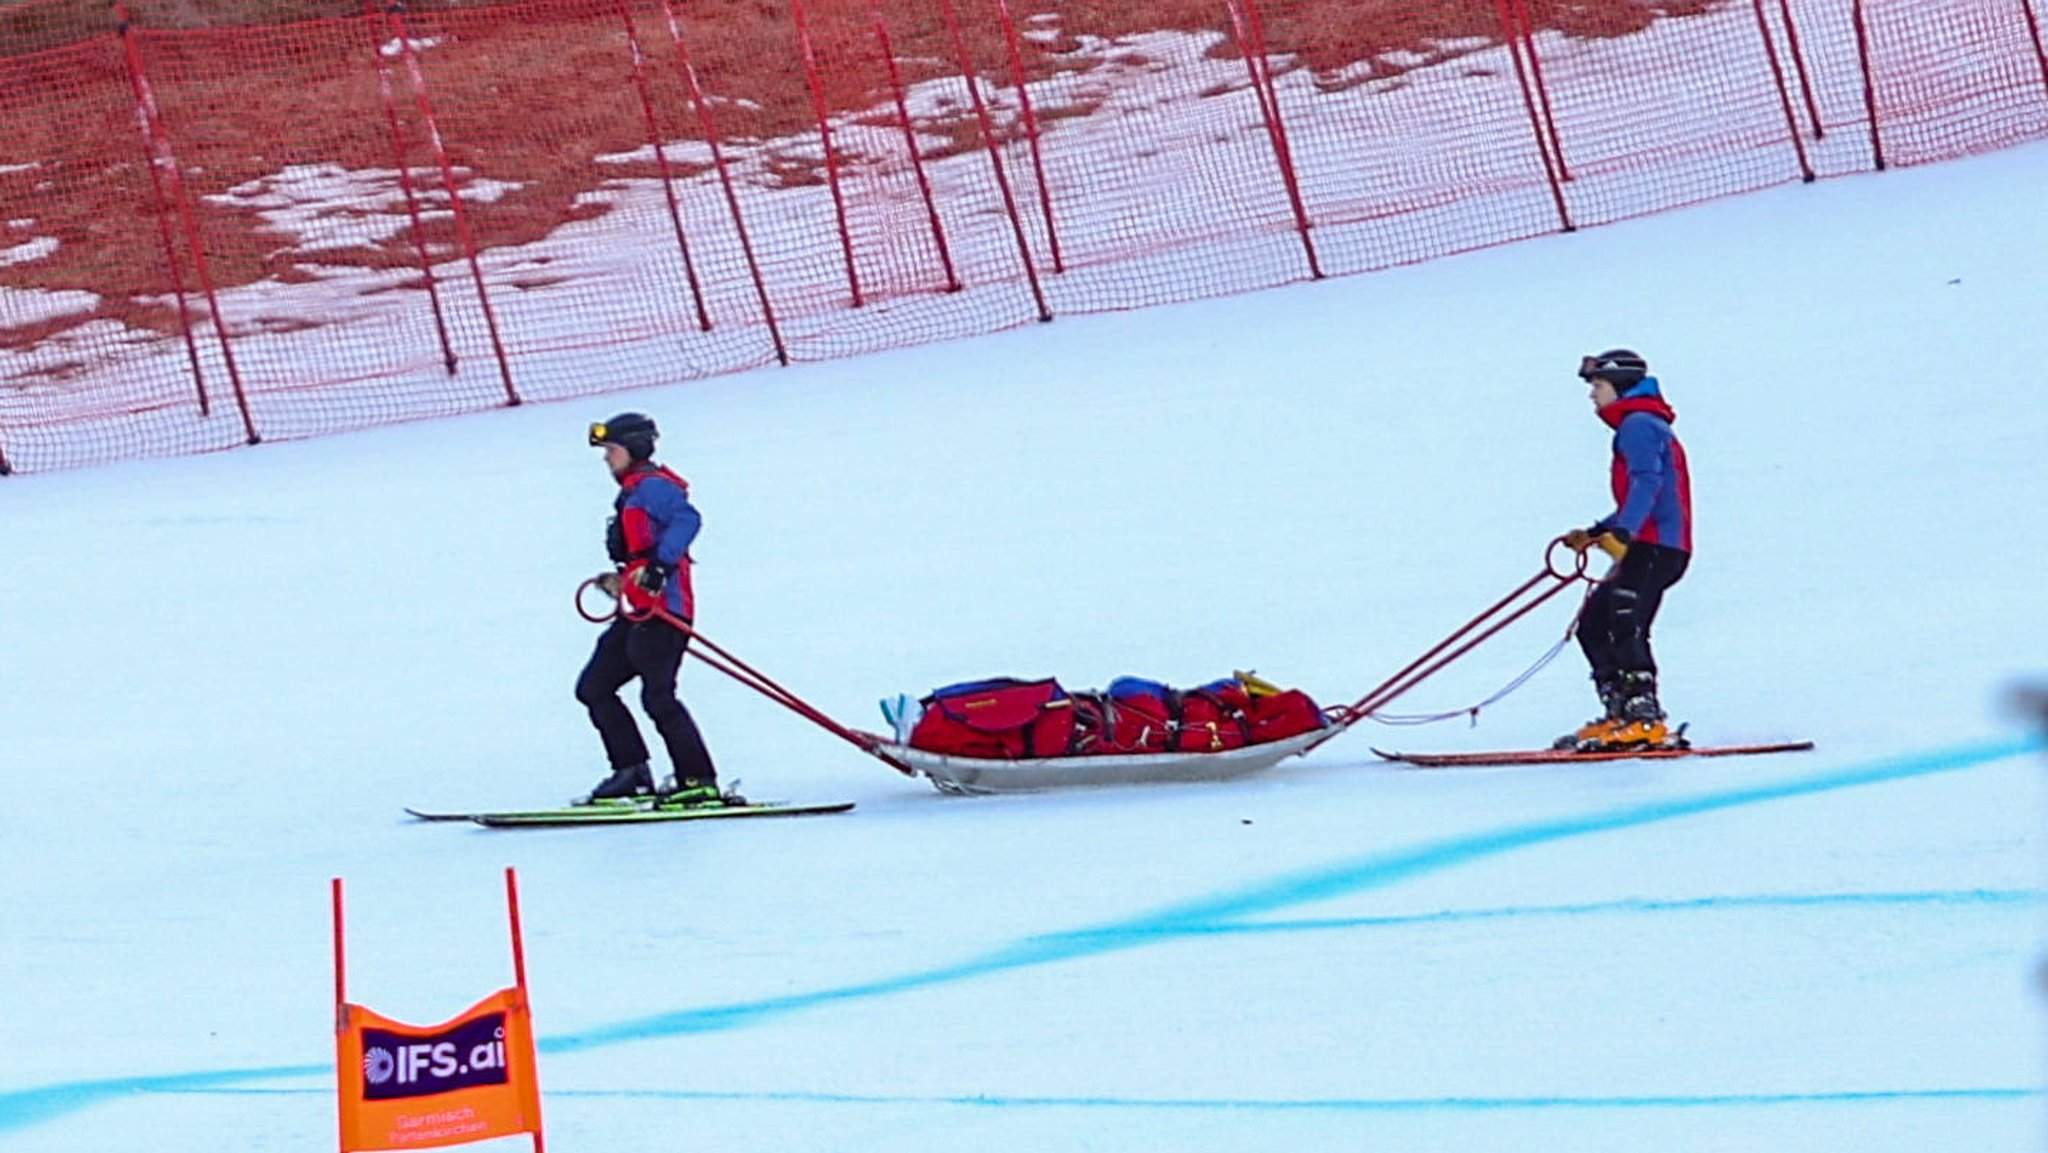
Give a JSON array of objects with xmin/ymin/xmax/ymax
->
[
  {"xmin": 579, "ymin": 561, "xmax": 663, "ymax": 622},
  {"xmin": 575, "ymin": 565, "xmax": 669, "ymax": 624},
  {"xmin": 575, "ymin": 575, "xmax": 619, "ymax": 623},
  {"xmin": 1543, "ymin": 534, "xmax": 1596, "ymax": 583}
]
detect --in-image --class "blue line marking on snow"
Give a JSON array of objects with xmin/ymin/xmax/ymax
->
[
  {"xmin": 1095, "ymin": 887, "xmax": 2044, "ymax": 939},
  {"xmin": 537, "ymin": 887, "xmax": 2044, "ymax": 1051},
  {"xmin": 544, "ymin": 735, "xmax": 2041, "ymax": 1049},
  {"xmin": 1, "ymin": 734, "xmax": 2038, "ymax": 1135},
  {"xmin": 1102, "ymin": 736, "xmax": 2041, "ymax": 937},
  {"xmin": 130, "ymin": 1084, "xmax": 2048, "ymax": 1110},
  {"xmin": 0, "ymin": 1066, "xmax": 327, "ymax": 1134}
]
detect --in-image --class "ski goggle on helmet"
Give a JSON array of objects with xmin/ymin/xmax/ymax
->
[
  {"xmin": 1577, "ymin": 349, "xmax": 1647, "ymax": 387},
  {"xmin": 588, "ymin": 412, "xmax": 659, "ymax": 459}
]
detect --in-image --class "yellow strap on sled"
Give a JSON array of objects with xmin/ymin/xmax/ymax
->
[{"xmin": 1234, "ymin": 669, "xmax": 1285, "ymax": 698}]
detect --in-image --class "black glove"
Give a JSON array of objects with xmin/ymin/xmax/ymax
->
[{"xmin": 633, "ymin": 560, "xmax": 672, "ymax": 593}]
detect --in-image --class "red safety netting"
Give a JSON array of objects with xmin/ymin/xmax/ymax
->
[
  {"xmin": 1861, "ymin": 0, "xmax": 2048, "ymax": 167},
  {"xmin": 3, "ymin": 0, "xmax": 2045, "ymax": 474}
]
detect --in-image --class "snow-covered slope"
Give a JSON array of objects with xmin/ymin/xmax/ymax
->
[{"xmin": 1, "ymin": 135, "xmax": 2044, "ymax": 1152}]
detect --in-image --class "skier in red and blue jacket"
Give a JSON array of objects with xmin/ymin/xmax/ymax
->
[
  {"xmin": 577, "ymin": 412, "xmax": 722, "ymax": 805},
  {"xmin": 1559, "ymin": 350, "xmax": 1693, "ymax": 751}
]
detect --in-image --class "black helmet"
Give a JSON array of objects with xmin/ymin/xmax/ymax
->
[
  {"xmin": 589, "ymin": 412, "xmax": 658, "ymax": 460},
  {"xmin": 1578, "ymin": 349, "xmax": 1648, "ymax": 388}
]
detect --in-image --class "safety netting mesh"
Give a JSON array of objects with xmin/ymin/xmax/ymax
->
[{"xmin": 3, "ymin": 0, "xmax": 2045, "ymax": 473}]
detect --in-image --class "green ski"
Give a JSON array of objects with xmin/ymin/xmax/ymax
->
[
  {"xmin": 470, "ymin": 799, "xmax": 854, "ymax": 827},
  {"xmin": 405, "ymin": 797, "xmax": 647, "ymax": 822}
]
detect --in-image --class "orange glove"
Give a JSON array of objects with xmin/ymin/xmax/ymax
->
[{"xmin": 1563, "ymin": 526, "xmax": 1630, "ymax": 559}]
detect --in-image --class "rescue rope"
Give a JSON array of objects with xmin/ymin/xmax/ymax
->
[
  {"xmin": 1324, "ymin": 538, "xmax": 1599, "ymax": 728},
  {"xmin": 573, "ymin": 537, "xmax": 1603, "ymax": 778},
  {"xmin": 1362, "ymin": 625, "xmax": 1578, "ymax": 727},
  {"xmin": 576, "ymin": 575, "xmax": 915, "ymax": 775}
]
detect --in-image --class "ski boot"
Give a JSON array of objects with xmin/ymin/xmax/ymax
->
[
  {"xmin": 586, "ymin": 760, "xmax": 656, "ymax": 803},
  {"xmin": 656, "ymin": 776, "xmax": 733, "ymax": 809},
  {"xmin": 1553, "ymin": 677, "xmax": 1624, "ymax": 750},
  {"xmin": 1595, "ymin": 717, "xmax": 1676, "ymax": 749},
  {"xmin": 1584, "ymin": 672, "xmax": 1687, "ymax": 751},
  {"xmin": 1556, "ymin": 717, "xmax": 1622, "ymax": 751}
]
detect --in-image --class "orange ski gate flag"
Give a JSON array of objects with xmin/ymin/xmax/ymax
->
[
  {"xmin": 336, "ymin": 989, "xmax": 542, "ymax": 1151},
  {"xmin": 333, "ymin": 870, "xmax": 545, "ymax": 1152}
]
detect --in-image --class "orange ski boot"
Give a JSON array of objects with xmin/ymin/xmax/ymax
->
[
  {"xmin": 1555, "ymin": 716, "xmax": 1623, "ymax": 751},
  {"xmin": 1596, "ymin": 717, "xmax": 1673, "ymax": 749},
  {"xmin": 1590, "ymin": 672, "xmax": 1687, "ymax": 750},
  {"xmin": 1554, "ymin": 677, "xmax": 1624, "ymax": 750}
]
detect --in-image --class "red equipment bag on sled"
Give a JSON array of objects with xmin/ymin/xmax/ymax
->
[
  {"xmin": 1241, "ymin": 687, "xmax": 1326, "ymax": 744},
  {"xmin": 908, "ymin": 678, "xmax": 1085, "ymax": 759},
  {"xmin": 1104, "ymin": 678, "xmax": 1176, "ymax": 753},
  {"xmin": 1174, "ymin": 685, "xmax": 1253, "ymax": 752},
  {"xmin": 903, "ymin": 672, "xmax": 1330, "ymax": 760},
  {"xmin": 1105, "ymin": 677, "xmax": 1256, "ymax": 753}
]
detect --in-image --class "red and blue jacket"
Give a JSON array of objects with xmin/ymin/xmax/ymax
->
[
  {"xmin": 1593, "ymin": 381, "xmax": 1692, "ymax": 553},
  {"xmin": 614, "ymin": 462, "xmax": 700, "ymax": 619}
]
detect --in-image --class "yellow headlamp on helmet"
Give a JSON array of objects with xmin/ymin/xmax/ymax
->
[{"xmin": 588, "ymin": 412, "xmax": 659, "ymax": 460}]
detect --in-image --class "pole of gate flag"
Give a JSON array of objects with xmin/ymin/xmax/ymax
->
[
  {"xmin": 505, "ymin": 868, "xmax": 543, "ymax": 1153},
  {"xmin": 332, "ymin": 868, "xmax": 544, "ymax": 1153},
  {"xmin": 333, "ymin": 876, "xmax": 349, "ymax": 1153}
]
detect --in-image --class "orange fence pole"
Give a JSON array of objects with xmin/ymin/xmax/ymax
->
[
  {"xmin": 1751, "ymin": 0, "xmax": 1817, "ymax": 182},
  {"xmin": 790, "ymin": 0, "xmax": 866, "ymax": 306},
  {"xmin": 867, "ymin": 0, "xmax": 962, "ymax": 293},
  {"xmin": 1491, "ymin": 0, "xmax": 1573, "ymax": 232},
  {"xmin": 116, "ymin": 3, "xmax": 259, "ymax": 439},
  {"xmin": 363, "ymin": 1, "xmax": 461, "ymax": 375},
  {"xmin": 1776, "ymin": 0, "xmax": 1826, "ymax": 139},
  {"xmin": 1224, "ymin": 0, "xmax": 1323, "ymax": 280},
  {"xmin": 989, "ymin": 0, "xmax": 1063, "ymax": 273},
  {"xmin": 937, "ymin": 0, "xmax": 1052, "ymax": 322},
  {"xmin": 656, "ymin": 0, "xmax": 791, "ymax": 364},
  {"xmin": 1850, "ymin": 0, "xmax": 1887, "ymax": 171},
  {"xmin": 613, "ymin": 0, "xmax": 714, "ymax": 333},
  {"xmin": 379, "ymin": 1, "xmax": 521, "ymax": 403}
]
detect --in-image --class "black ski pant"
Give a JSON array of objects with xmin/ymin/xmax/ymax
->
[
  {"xmin": 575, "ymin": 616, "xmax": 717, "ymax": 782},
  {"xmin": 1576, "ymin": 541, "xmax": 1690, "ymax": 685}
]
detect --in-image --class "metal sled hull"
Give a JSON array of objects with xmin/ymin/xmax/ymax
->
[{"xmin": 880, "ymin": 727, "xmax": 1343, "ymax": 795}]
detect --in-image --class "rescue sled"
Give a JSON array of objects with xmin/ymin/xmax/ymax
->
[
  {"xmin": 576, "ymin": 541, "xmax": 1735, "ymax": 797},
  {"xmin": 875, "ymin": 724, "xmax": 1346, "ymax": 795},
  {"xmin": 877, "ymin": 672, "xmax": 1345, "ymax": 795}
]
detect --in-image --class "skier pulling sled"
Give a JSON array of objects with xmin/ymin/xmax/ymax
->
[
  {"xmin": 875, "ymin": 532, "xmax": 1809, "ymax": 786},
  {"xmin": 552, "ymin": 530, "xmax": 1806, "ymax": 803},
  {"xmin": 597, "ymin": 357, "xmax": 1806, "ymax": 808},
  {"xmin": 564, "ymin": 586, "xmax": 1363, "ymax": 797},
  {"xmin": 417, "ymin": 400, "xmax": 1807, "ymax": 826},
  {"xmin": 868, "ymin": 536, "xmax": 1608, "ymax": 794},
  {"xmin": 559, "ymin": 534, "xmax": 1807, "ymax": 803}
]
